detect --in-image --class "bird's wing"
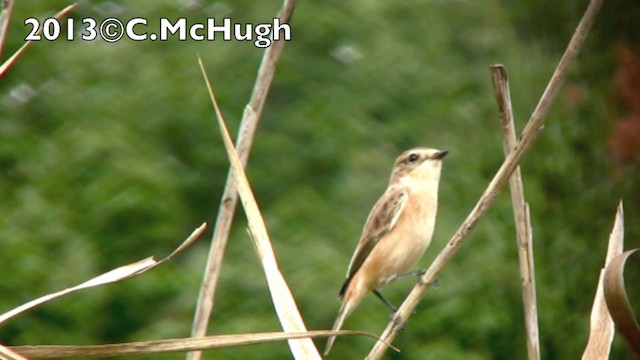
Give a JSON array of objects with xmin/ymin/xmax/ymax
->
[{"xmin": 339, "ymin": 186, "xmax": 407, "ymax": 297}]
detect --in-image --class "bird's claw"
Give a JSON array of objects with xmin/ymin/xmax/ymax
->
[
  {"xmin": 417, "ymin": 276, "xmax": 439, "ymax": 286},
  {"xmin": 389, "ymin": 312, "xmax": 406, "ymax": 332}
]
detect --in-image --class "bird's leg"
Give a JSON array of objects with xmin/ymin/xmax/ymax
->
[
  {"xmin": 393, "ymin": 270, "xmax": 440, "ymax": 287},
  {"xmin": 374, "ymin": 290, "xmax": 413, "ymax": 332},
  {"xmin": 394, "ymin": 269, "xmax": 426, "ymax": 280},
  {"xmin": 373, "ymin": 289, "xmax": 398, "ymax": 312},
  {"xmin": 374, "ymin": 289, "xmax": 418, "ymax": 322}
]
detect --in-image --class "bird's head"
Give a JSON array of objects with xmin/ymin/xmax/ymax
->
[{"xmin": 390, "ymin": 147, "xmax": 448, "ymax": 185}]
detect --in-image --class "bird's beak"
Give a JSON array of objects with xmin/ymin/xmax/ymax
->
[{"xmin": 435, "ymin": 150, "xmax": 449, "ymax": 160}]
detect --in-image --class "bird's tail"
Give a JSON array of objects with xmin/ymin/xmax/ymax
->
[{"xmin": 324, "ymin": 299, "xmax": 353, "ymax": 356}]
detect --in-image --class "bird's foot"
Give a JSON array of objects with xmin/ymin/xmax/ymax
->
[
  {"xmin": 389, "ymin": 312, "xmax": 406, "ymax": 332},
  {"xmin": 393, "ymin": 269, "xmax": 425, "ymax": 281},
  {"xmin": 417, "ymin": 276, "xmax": 439, "ymax": 287}
]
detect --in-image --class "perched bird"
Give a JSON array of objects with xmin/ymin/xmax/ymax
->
[{"xmin": 325, "ymin": 147, "xmax": 448, "ymax": 355}]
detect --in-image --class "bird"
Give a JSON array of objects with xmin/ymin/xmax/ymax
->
[{"xmin": 324, "ymin": 147, "xmax": 448, "ymax": 355}]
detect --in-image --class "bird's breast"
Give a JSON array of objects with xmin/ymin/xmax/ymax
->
[{"xmin": 363, "ymin": 191, "xmax": 438, "ymax": 288}]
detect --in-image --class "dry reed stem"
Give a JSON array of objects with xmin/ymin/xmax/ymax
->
[
  {"xmin": 0, "ymin": 0, "xmax": 15, "ymax": 59},
  {"xmin": 366, "ymin": 0, "xmax": 605, "ymax": 358},
  {"xmin": 0, "ymin": 344, "xmax": 28, "ymax": 360},
  {"xmin": 198, "ymin": 58, "xmax": 320, "ymax": 359},
  {"xmin": 0, "ymin": 3, "xmax": 76, "ymax": 78},
  {"xmin": 9, "ymin": 330, "xmax": 377, "ymax": 359},
  {"xmin": 491, "ymin": 64, "xmax": 540, "ymax": 360},
  {"xmin": 189, "ymin": 3, "xmax": 297, "ymax": 359},
  {"xmin": 582, "ymin": 202, "xmax": 624, "ymax": 359}
]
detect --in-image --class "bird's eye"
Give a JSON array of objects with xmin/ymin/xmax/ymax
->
[{"xmin": 408, "ymin": 153, "xmax": 419, "ymax": 163}]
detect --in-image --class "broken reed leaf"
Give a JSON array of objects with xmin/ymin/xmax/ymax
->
[
  {"xmin": 0, "ymin": 257, "xmax": 156, "ymax": 325},
  {"xmin": 582, "ymin": 202, "xmax": 624, "ymax": 360},
  {"xmin": 604, "ymin": 201, "xmax": 625, "ymax": 265},
  {"xmin": 76, "ymin": 257, "xmax": 158, "ymax": 288},
  {"xmin": 582, "ymin": 270, "xmax": 615, "ymax": 360},
  {"xmin": 10, "ymin": 330, "xmax": 389, "ymax": 358},
  {"xmin": 198, "ymin": 59, "xmax": 272, "ymax": 269},
  {"xmin": 0, "ymin": 4, "xmax": 77, "ymax": 78},
  {"xmin": 165, "ymin": 222, "xmax": 208, "ymax": 261},
  {"xmin": 603, "ymin": 248, "xmax": 640, "ymax": 358},
  {"xmin": 0, "ymin": 223, "xmax": 206, "ymax": 326},
  {"xmin": 197, "ymin": 57, "xmax": 320, "ymax": 360}
]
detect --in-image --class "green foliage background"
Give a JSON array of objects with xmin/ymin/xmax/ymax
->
[{"xmin": 1, "ymin": 0, "xmax": 638, "ymax": 359}]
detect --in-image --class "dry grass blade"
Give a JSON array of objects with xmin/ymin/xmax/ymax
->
[
  {"xmin": 366, "ymin": 0, "xmax": 605, "ymax": 358},
  {"xmin": 0, "ymin": 4, "xmax": 76, "ymax": 78},
  {"xmin": 9, "ymin": 330, "xmax": 377, "ymax": 359},
  {"xmin": 603, "ymin": 246, "xmax": 640, "ymax": 357},
  {"xmin": 0, "ymin": 0, "xmax": 15, "ymax": 59},
  {"xmin": 0, "ymin": 344, "xmax": 28, "ymax": 360},
  {"xmin": 0, "ymin": 223, "xmax": 206, "ymax": 326},
  {"xmin": 198, "ymin": 57, "xmax": 320, "ymax": 359},
  {"xmin": 583, "ymin": 202, "xmax": 624, "ymax": 359},
  {"xmin": 491, "ymin": 64, "xmax": 540, "ymax": 360},
  {"xmin": 190, "ymin": 2, "xmax": 298, "ymax": 357}
]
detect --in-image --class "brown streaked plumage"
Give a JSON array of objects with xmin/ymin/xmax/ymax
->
[{"xmin": 325, "ymin": 147, "xmax": 448, "ymax": 355}]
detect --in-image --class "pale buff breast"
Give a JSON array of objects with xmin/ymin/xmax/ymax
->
[{"xmin": 358, "ymin": 188, "xmax": 438, "ymax": 290}]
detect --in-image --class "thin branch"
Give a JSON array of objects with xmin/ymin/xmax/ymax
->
[
  {"xmin": 189, "ymin": 1, "xmax": 297, "ymax": 359},
  {"xmin": 366, "ymin": 0, "xmax": 605, "ymax": 358},
  {"xmin": 491, "ymin": 64, "xmax": 540, "ymax": 360}
]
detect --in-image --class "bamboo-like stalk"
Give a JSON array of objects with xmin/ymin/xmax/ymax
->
[
  {"xmin": 491, "ymin": 65, "xmax": 540, "ymax": 360},
  {"xmin": 366, "ymin": 0, "xmax": 605, "ymax": 358},
  {"xmin": 188, "ymin": 2, "xmax": 297, "ymax": 359}
]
